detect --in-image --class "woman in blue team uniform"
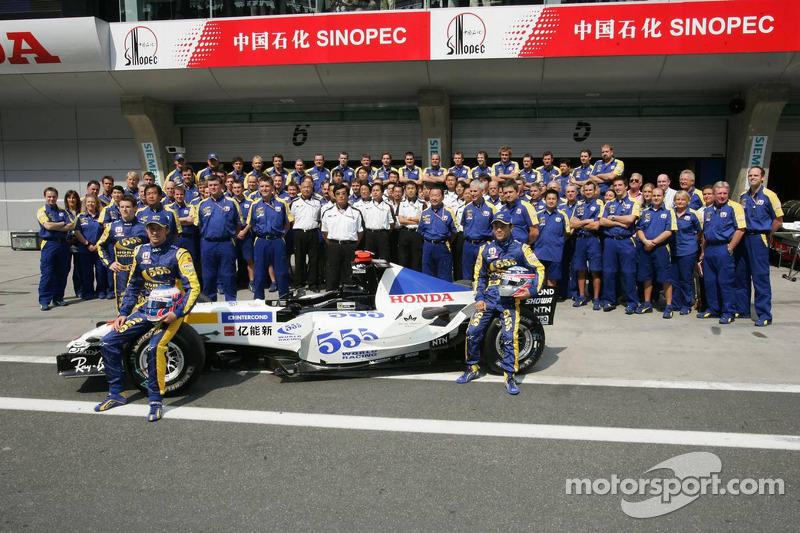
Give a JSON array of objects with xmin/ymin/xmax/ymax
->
[{"xmin": 74, "ymin": 195, "xmax": 109, "ymax": 300}]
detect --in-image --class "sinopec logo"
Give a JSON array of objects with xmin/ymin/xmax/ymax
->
[
  {"xmin": 124, "ymin": 26, "xmax": 158, "ymax": 67},
  {"xmin": 446, "ymin": 13, "xmax": 486, "ymax": 56}
]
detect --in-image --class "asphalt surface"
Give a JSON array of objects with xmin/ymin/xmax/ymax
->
[{"xmin": 1, "ymin": 247, "xmax": 799, "ymax": 531}]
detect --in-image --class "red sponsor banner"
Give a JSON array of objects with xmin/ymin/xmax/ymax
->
[
  {"xmin": 431, "ymin": 1, "xmax": 800, "ymax": 60},
  {"xmin": 111, "ymin": 11, "xmax": 429, "ymax": 69}
]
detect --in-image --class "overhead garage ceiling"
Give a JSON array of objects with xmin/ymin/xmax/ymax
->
[{"xmin": 2, "ymin": 51, "xmax": 799, "ymax": 107}]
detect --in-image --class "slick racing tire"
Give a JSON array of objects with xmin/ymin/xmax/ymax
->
[
  {"xmin": 480, "ymin": 307, "xmax": 544, "ymax": 375},
  {"xmin": 124, "ymin": 323, "xmax": 206, "ymax": 396}
]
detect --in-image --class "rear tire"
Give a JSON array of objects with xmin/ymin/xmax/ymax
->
[
  {"xmin": 480, "ymin": 307, "xmax": 544, "ymax": 375},
  {"xmin": 124, "ymin": 323, "xmax": 206, "ymax": 396}
]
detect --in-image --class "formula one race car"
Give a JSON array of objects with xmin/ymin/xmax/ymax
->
[{"xmin": 57, "ymin": 256, "xmax": 557, "ymax": 396}]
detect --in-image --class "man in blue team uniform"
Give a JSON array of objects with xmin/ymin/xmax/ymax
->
[
  {"xmin": 417, "ymin": 185, "xmax": 457, "ymax": 281},
  {"xmin": 591, "ymin": 144, "xmax": 625, "ymax": 195},
  {"xmin": 570, "ymin": 182, "xmax": 604, "ymax": 309},
  {"xmin": 458, "ymin": 211, "xmax": 545, "ymax": 395},
  {"xmin": 599, "ymin": 177, "xmax": 641, "ymax": 313},
  {"xmin": 499, "ymin": 179, "xmax": 538, "ymax": 245},
  {"xmin": 36, "ymin": 187, "xmax": 76, "ymax": 310},
  {"xmin": 460, "ymin": 181, "xmax": 496, "ymax": 281},
  {"xmin": 533, "ymin": 190, "xmax": 571, "ymax": 288}
]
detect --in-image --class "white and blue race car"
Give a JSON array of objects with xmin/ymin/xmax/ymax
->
[{"xmin": 57, "ymin": 258, "xmax": 556, "ymax": 396}]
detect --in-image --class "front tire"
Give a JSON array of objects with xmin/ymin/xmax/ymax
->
[
  {"xmin": 480, "ymin": 307, "xmax": 544, "ymax": 375},
  {"xmin": 124, "ymin": 323, "xmax": 206, "ymax": 396}
]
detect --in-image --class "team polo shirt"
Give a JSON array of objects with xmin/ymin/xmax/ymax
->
[
  {"xmin": 247, "ymin": 196, "xmax": 291, "ymax": 237},
  {"xmin": 571, "ymin": 164, "xmax": 593, "ymax": 187},
  {"xmin": 232, "ymin": 195, "xmax": 254, "ymax": 229},
  {"xmin": 674, "ymin": 209, "xmax": 703, "ymax": 256},
  {"xmin": 685, "ymin": 187, "xmax": 704, "ymax": 210},
  {"xmin": 471, "ymin": 165, "xmax": 493, "ymax": 180},
  {"xmin": 423, "ymin": 166, "xmax": 445, "ymax": 180},
  {"xmin": 165, "ymin": 168, "xmax": 182, "ymax": 183},
  {"xmin": 321, "ymin": 205, "xmax": 363, "ymax": 241},
  {"xmin": 289, "ymin": 170, "xmax": 308, "ymax": 185},
  {"xmin": 168, "ymin": 201, "xmax": 198, "ymax": 235},
  {"xmin": 183, "ymin": 185, "xmax": 200, "ymax": 204},
  {"xmin": 228, "ymin": 170, "xmax": 247, "ymax": 182},
  {"xmin": 533, "ymin": 208, "xmax": 571, "ymax": 262},
  {"xmin": 600, "ymin": 196, "xmax": 641, "ymax": 238},
  {"xmin": 561, "ymin": 200, "xmax": 579, "ymax": 219},
  {"xmin": 196, "ymin": 194, "xmax": 242, "ymax": 240},
  {"xmin": 123, "ymin": 187, "xmax": 140, "ymax": 200},
  {"xmin": 591, "ymin": 158, "xmax": 625, "ymax": 193},
  {"xmin": 100, "ymin": 203, "xmax": 121, "ymax": 224},
  {"xmin": 37, "ymin": 204, "xmax": 70, "ymax": 240},
  {"xmin": 739, "ymin": 185, "xmax": 783, "ymax": 232},
  {"xmin": 332, "ymin": 165, "xmax": 355, "ymax": 183},
  {"xmin": 573, "ymin": 199, "xmax": 604, "ymax": 237},
  {"xmin": 519, "ymin": 167, "xmax": 540, "ymax": 184},
  {"xmin": 492, "ymin": 160, "xmax": 519, "ymax": 177},
  {"xmin": 136, "ymin": 204, "xmax": 181, "ymax": 237},
  {"xmin": 308, "ymin": 167, "xmax": 331, "ymax": 193},
  {"xmin": 360, "ymin": 200, "xmax": 395, "ymax": 230},
  {"xmin": 375, "ymin": 166, "xmax": 397, "ymax": 182},
  {"xmin": 448, "ymin": 165, "xmax": 471, "ymax": 181},
  {"xmin": 499, "ymin": 198, "xmax": 537, "ymax": 244},
  {"xmin": 399, "ymin": 165, "xmax": 423, "ymax": 182},
  {"xmin": 536, "ymin": 166, "xmax": 560, "ymax": 186},
  {"xmin": 485, "ymin": 196, "xmax": 503, "ymax": 208},
  {"xmin": 290, "ymin": 196, "xmax": 322, "ymax": 231},
  {"xmin": 417, "ymin": 204, "xmax": 457, "ymax": 241},
  {"xmin": 76, "ymin": 212, "xmax": 105, "ymax": 246},
  {"xmin": 265, "ymin": 167, "xmax": 289, "ymax": 182},
  {"xmin": 703, "ymin": 201, "xmax": 746, "ymax": 244},
  {"xmin": 195, "ymin": 167, "xmax": 218, "ymax": 181},
  {"xmin": 636, "ymin": 205, "xmax": 677, "ymax": 241}
]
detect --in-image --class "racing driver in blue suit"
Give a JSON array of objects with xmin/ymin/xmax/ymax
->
[
  {"xmin": 94, "ymin": 219, "xmax": 201, "ymax": 422},
  {"xmin": 458, "ymin": 211, "xmax": 545, "ymax": 394}
]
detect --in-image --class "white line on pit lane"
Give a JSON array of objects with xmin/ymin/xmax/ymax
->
[
  {"xmin": 4, "ymin": 354, "xmax": 800, "ymax": 394},
  {"xmin": 1, "ymin": 396, "xmax": 799, "ymax": 451}
]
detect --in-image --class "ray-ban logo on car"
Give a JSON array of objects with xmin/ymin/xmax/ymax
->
[
  {"xmin": 446, "ymin": 13, "xmax": 486, "ymax": 56},
  {"xmin": 124, "ymin": 26, "xmax": 158, "ymax": 67}
]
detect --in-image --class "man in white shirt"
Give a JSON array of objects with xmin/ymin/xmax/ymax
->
[
  {"xmin": 321, "ymin": 184, "xmax": 364, "ymax": 290},
  {"xmin": 360, "ymin": 183, "xmax": 396, "ymax": 261},
  {"xmin": 657, "ymin": 173, "xmax": 678, "ymax": 208},
  {"xmin": 290, "ymin": 178, "xmax": 322, "ymax": 290}
]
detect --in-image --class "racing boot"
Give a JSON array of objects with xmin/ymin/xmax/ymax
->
[
  {"xmin": 94, "ymin": 392, "xmax": 127, "ymax": 412},
  {"xmin": 505, "ymin": 374, "xmax": 520, "ymax": 395},
  {"xmin": 456, "ymin": 364, "xmax": 480, "ymax": 384},
  {"xmin": 147, "ymin": 401, "xmax": 163, "ymax": 422}
]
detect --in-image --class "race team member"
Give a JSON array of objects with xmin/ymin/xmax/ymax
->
[
  {"xmin": 82, "ymin": 180, "xmax": 104, "ymax": 207},
  {"xmin": 657, "ymin": 173, "xmax": 678, "ymax": 209},
  {"xmin": 396, "ymin": 181, "xmax": 425, "ymax": 271},
  {"xmin": 678, "ymin": 169, "xmax": 704, "ymax": 210},
  {"xmin": 97, "ymin": 195, "xmax": 148, "ymax": 310},
  {"xmin": 471, "ymin": 151, "xmax": 492, "ymax": 181},
  {"xmin": 484, "ymin": 179, "xmax": 502, "ymax": 208},
  {"xmin": 599, "ymin": 177, "xmax": 641, "ymax": 313},
  {"xmin": 734, "ymin": 166, "xmax": 783, "ymax": 326},
  {"xmin": 179, "ymin": 166, "xmax": 199, "ymax": 204},
  {"xmin": 94, "ymin": 219, "xmax": 201, "ymax": 422},
  {"xmin": 422, "ymin": 153, "xmax": 446, "ymax": 185},
  {"xmin": 591, "ymin": 144, "xmax": 624, "ymax": 195},
  {"xmin": 246, "ymin": 155, "xmax": 265, "ymax": 181},
  {"xmin": 533, "ymin": 189, "xmax": 571, "ymax": 287},
  {"xmin": 399, "ymin": 151, "xmax": 422, "ymax": 183},
  {"xmin": 671, "ymin": 190, "xmax": 704, "ymax": 315},
  {"xmin": 570, "ymin": 150, "xmax": 594, "ymax": 194},
  {"xmin": 136, "ymin": 184, "xmax": 181, "ymax": 239},
  {"xmin": 266, "ymin": 154, "xmax": 289, "ymax": 182},
  {"xmin": 231, "ymin": 179, "xmax": 255, "ymax": 292},
  {"xmin": 332, "ymin": 152, "xmax": 355, "ymax": 183},
  {"xmin": 536, "ymin": 151, "xmax": 560, "ymax": 186},
  {"xmin": 355, "ymin": 154, "xmax": 377, "ymax": 182},
  {"xmin": 361, "ymin": 182, "xmax": 395, "ymax": 261},
  {"xmin": 242, "ymin": 175, "xmax": 292, "ymax": 299},
  {"xmin": 123, "ymin": 171, "xmax": 140, "ymax": 200},
  {"xmin": 698, "ymin": 181, "xmax": 745, "ymax": 324},
  {"xmin": 492, "ymin": 146, "xmax": 520, "ymax": 180},
  {"xmin": 308, "ymin": 153, "xmax": 331, "ymax": 194},
  {"xmin": 229, "ymin": 156, "xmax": 247, "ymax": 182},
  {"xmin": 290, "ymin": 158, "xmax": 308, "ymax": 185},
  {"xmin": 498, "ymin": 179, "xmax": 538, "ymax": 244},
  {"xmin": 290, "ymin": 178, "xmax": 323, "ymax": 289},
  {"xmin": 98, "ymin": 175, "xmax": 115, "ymax": 206},
  {"xmin": 169, "ymin": 185, "xmax": 199, "ymax": 269},
  {"xmin": 570, "ymin": 182, "xmax": 604, "ymax": 310},
  {"xmin": 196, "ymin": 153, "xmax": 221, "ymax": 181},
  {"xmin": 321, "ymin": 183, "xmax": 364, "ymax": 290},
  {"xmin": 37, "ymin": 187, "xmax": 76, "ymax": 311},
  {"xmin": 519, "ymin": 154, "xmax": 540, "ymax": 185},
  {"xmin": 165, "ymin": 153, "xmax": 186, "ymax": 183},
  {"xmin": 162, "ymin": 181, "xmax": 175, "ymax": 206},
  {"xmin": 375, "ymin": 152, "xmax": 397, "ymax": 183},
  {"xmin": 634, "ymin": 187, "xmax": 677, "ymax": 317},
  {"xmin": 74, "ymin": 195, "xmax": 109, "ymax": 300},
  {"xmin": 458, "ymin": 211, "xmax": 545, "ymax": 395},
  {"xmin": 449, "ymin": 151, "xmax": 471, "ymax": 181},
  {"xmin": 196, "ymin": 175, "xmax": 242, "ymax": 301},
  {"xmin": 417, "ymin": 185, "xmax": 457, "ymax": 281}
]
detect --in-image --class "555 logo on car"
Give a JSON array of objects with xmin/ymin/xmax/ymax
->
[{"xmin": 446, "ymin": 13, "xmax": 486, "ymax": 56}]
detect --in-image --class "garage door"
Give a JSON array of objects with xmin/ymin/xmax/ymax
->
[
  {"xmin": 452, "ymin": 117, "xmax": 727, "ymax": 159},
  {"xmin": 183, "ymin": 121, "xmax": 421, "ymax": 164},
  {"xmin": 774, "ymin": 116, "xmax": 800, "ymax": 153}
]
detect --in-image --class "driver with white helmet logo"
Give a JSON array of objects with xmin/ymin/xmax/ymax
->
[
  {"xmin": 94, "ymin": 219, "xmax": 201, "ymax": 422},
  {"xmin": 458, "ymin": 210, "xmax": 545, "ymax": 395}
]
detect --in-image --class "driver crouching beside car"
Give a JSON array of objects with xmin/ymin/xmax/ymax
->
[
  {"xmin": 94, "ymin": 220, "xmax": 201, "ymax": 422},
  {"xmin": 457, "ymin": 211, "xmax": 545, "ymax": 395}
]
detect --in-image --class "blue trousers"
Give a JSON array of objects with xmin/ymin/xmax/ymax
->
[
  {"xmin": 734, "ymin": 233, "xmax": 772, "ymax": 321},
  {"xmin": 559, "ymin": 238, "xmax": 577, "ymax": 298},
  {"xmin": 703, "ymin": 244, "xmax": 736, "ymax": 319},
  {"xmin": 112, "ymin": 269, "xmax": 131, "ymax": 311},
  {"xmin": 671, "ymin": 254, "xmax": 696, "ymax": 311},
  {"xmin": 253, "ymin": 237, "xmax": 289, "ymax": 299},
  {"xmin": 201, "ymin": 239, "xmax": 237, "ymax": 301},
  {"xmin": 38, "ymin": 240, "xmax": 70, "ymax": 306},
  {"xmin": 602, "ymin": 237, "xmax": 638, "ymax": 307},
  {"xmin": 461, "ymin": 240, "xmax": 485, "ymax": 281},
  {"xmin": 100, "ymin": 311, "xmax": 184, "ymax": 401},
  {"xmin": 573, "ymin": 236, "xmax": 602, "ymax": 272},
  {"xmin": 422, "ymin": 241, "xmax": 452, "ymax": 281},
  {"xmin": 637, "ymin": 245, "xmax": 672, "ymax": 284},
  {"xmin": 466, "ymin": 297, "xmax": 521, "ymax": 377},
  {"xmin": 77, "ymin": 251, "xmax": 109, "ymax": 298}
]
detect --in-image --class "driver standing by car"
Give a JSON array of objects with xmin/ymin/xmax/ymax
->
[
  {"xmin": 458, "ymin": 211, "xmax": 545, "ymax": 395},
  {"xmin": 94, "ymin": 220, "xmax": 201, "ymax": 422}
]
